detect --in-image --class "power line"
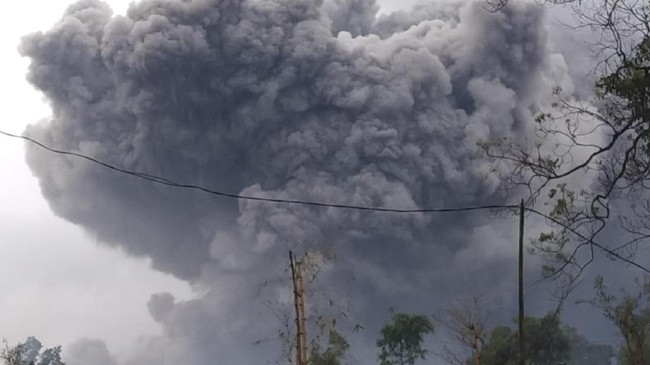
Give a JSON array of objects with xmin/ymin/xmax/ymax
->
[
  {"xmin": 3, "ymin": 129, "xmax": 649, "ymax": 274},
  {"xmin": 0, "ymin": 129, "xmax": 518, "ymax": 214},
  {"xmin": 525, "ymin": 207, "xmax": 650, "ymax": 275}
]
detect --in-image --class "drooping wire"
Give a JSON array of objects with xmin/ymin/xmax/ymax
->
[
  {"xmin": 3, "ymin": 129, "xmax": 650, "ymax": 274},
  {"xmin": 0, "ymin": 129, "xmax": 518, "ymax": 213},
  {"xmin": 525, "ymin": 207, "xmax": 650, "ymax": 275}
]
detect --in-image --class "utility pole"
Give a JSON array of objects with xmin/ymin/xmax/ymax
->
[
  {"xmin": 290, "ymin": 251, "xmax": 308, "ymax": 365},
  {"xmin": 518, "ymin": 199, "xmax": 525, "ymax": 365}
]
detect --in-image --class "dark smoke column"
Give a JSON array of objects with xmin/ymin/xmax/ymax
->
[{"xmin": 19, "ymin": 0, "xmax": 571, "ymax": 364}]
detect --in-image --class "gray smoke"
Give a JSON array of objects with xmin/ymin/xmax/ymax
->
[
  {"xmin": 66, "ymin": 339, "xmax": 117, "ymax": 365},
  {"xmin": 20, "ymin": 0, "xmax": 576, "ymax": 363}
]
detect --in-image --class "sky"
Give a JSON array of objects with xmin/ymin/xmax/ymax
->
[
  {"xmin": 0, "ymin": 0, "xmax": 193, "ymax": 354},
  {"xmin": 0, "ymin": 0, "xmax": 424, "ymax": 359},
  {"xmin": 1, "ymin": 0, "xmax": 646, "ymax": 364}
]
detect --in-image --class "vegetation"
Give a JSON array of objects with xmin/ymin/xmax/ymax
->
[
  {"xmin": 1, "ymin": 338, "xmax": 64, "ymax": 365},
  {"xmin": 377, "ymin": 313, "xmax": 434, "ymax": 365},
  {"xmin": 590, "ymin": 276, "xmax": 650, "ymax": 365},
  {"xmin": 480, "ymin": 314, "xmax": 570, "ymax": 365},
  {"xmin": 478, "ymin": 0, "xmax": 650, "ymax": 299},
  {"xmin": 436, "ymin": 297, "xmax": 487, "ymax": 365},
  {"xmin": 302, "ymin": 308, "xmax": 614, "ymax": 365},
  {"xmin": 479, "ymin": 0, "xmax": 650, "ymax": 362},
  {"xmin": 309, "ymin": 329, "xmax": 350, "ymax": 365},
  {"xmin": 563, "ymin": 326, "xmax": 613, "ymax": 365}
]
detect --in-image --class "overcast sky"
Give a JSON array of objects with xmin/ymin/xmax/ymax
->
[{"xmin": 0, "ymin": 0, "xmax": 193, "ymax": 355}]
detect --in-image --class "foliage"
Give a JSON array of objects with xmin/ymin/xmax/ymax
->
[
  {"xmin": 377, "ymin": 313, "xmax": 434, "ymax": 365},
  {"xmin": 435, "ymin": 296, "xmax": 488, "ymax": 365},
  {"xmin": 479, "ymin": 314, "xmax": 570, "ymax": 365},
  {"xmin": 522, "ymin": 315, "xmax": 571, "ymax": 365},
  {"xmin": 1, "ymin": 341, "xmax": 21, "ymax": 365},
  {"xmin": 35, "ymin": 347, "xmax": 64, "ymax": 365},
  {"xmin": 263, "ymin": 250, "xmax": 350, "ymax": 365},
  {"xmin": 479, "ymin": 326, "xmax": 516, "ymax": 365},
  {"xmin": 562, "ymin": 326, "xmax": 613, "ymax": 365},
  {"xmin": 483, "ymin": 0, "xmax": 579, "ymax": 12},
  {"xmin": 1, "ymin": 338, "xmax": 64, "ymax": 365},
  {"xmin": 309, "ymin": 329, "xmax": 350, "ymax": 365},
  {"xmin": 477, "ymin": 315, "xmax": 611, "ymax": 365},
  {"xmin": 481, "ymin": 0, "xmax": 650, "ymax": 295},
  {"xmin": 591, "ymin": 276, "xmax": 650, "ymax": 365}
]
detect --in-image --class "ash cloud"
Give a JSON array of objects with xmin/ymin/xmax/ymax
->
[
  {"xmin": 66, "ymin": 339, "xmax": 117, "ymax": 365},
  {"xmin": 20, "ymin": 0, "xmax": 575, "ymax": 363}
]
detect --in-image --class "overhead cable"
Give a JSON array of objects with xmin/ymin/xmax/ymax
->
[
  {"xmin": 0, "ymin": 129, "xmax": 518, "ymax": 213},
  {"xmin": 526, "ymin": 208, "xmax": 650, "ymax": 275},
  {"xmin": 3, "ymin": 129, "xmax": 649, "ymax": 273}
]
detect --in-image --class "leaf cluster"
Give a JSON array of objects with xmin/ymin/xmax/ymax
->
[
  {"xmin": 377, "ymin": 313, "xmax": 434, "ymax": 365},
  {"xmin": 1, "ymin": 338, "xmax": 64, "ymax": 365}
]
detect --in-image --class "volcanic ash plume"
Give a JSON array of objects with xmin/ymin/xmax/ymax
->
[{"xmin": 20, "ymin": 0, "xmax": 574, "ymax": 363}]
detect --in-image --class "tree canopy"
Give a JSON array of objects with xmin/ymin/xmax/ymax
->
[
  {"xmin": 481, "ymin": 0, "xmax": 650, "ymax": 292},
  {"xmin": 1, "ymin": 338, "xmax": 64, "ymax": 365},
  {"xmin": 590, "ymin": 276, "xmax": 650, "ymax": 365},
  {"xmin": 479, "ymin": 314, "xmax": 570, "ymax": 365},
  {"xmin": 377, "ymin": 313, "xmax": 435, "ymax": 365},
  {"xmin": 563, "ymin": 326, "xmax": 613, "ymax": 365},
  {"xmin": 310, "ymin": 329, "xmax": 350, "ymax": 365}
]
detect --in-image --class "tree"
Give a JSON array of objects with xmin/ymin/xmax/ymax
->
[
  {"xmin": 476, "ymin": 316, "xmax": 611, "ymax": 365},
  {"xmin": 478, "ymin": 316, "xmax": 611, "ymax": 365},
  {"xmin": 309, "ymin": 329, "xmax": 350, "ymax": 365},
  {"xmin": 480, "ymin": 326, "xmax": 516, "ymax": 365},
  {"xmin": 481, "ymin": 0, "xmax": 650, "ymax": 292},
  {"xmin": 590, "ymin": 276, "xmax": 650, "ymax": 365},
  {"xmin": 1, "ymin": 338, "xmax": 64, "ymax": 365},
  {"xmin": 563, "ymin": 326, "xmax": 614, "ymax": 365},
  {"xmin": 483, "ymin": 0, "xmax": 579, "ymax": 13},
  {"xmin": 435, "ymin": 296, "xmax": 488, "ymax": 365},
  {"xmin": 479, "ymin": 314, "xmax": 570, "ymax": 365},
  {"xmin": 522, "ymin": 315, "xmax": 571, "ymax": 365},
  {"xmin": 260, "ymin": 250, "xmax": 351, "ymax": 365},
  {"xmin": 377, "ymin": 313, "xmax": 434, "ymax": 365},
  {"xmin": 0, "ymin": 341, "xmax": 21, "ymax": 365}
]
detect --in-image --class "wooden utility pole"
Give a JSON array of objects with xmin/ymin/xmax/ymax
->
[
  {"xmin": 290, "ymin": 251, "xmax": 308, "ymax": 365},
  {"xmin": 518, "ymin": 199, "xmax": 525, "ymax": 365},
  {"xmin": 296, "ymin": 259, "xmax": 307, "ymax": 365}
]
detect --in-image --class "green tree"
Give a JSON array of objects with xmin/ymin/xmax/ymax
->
[
  {"xmin": 524, "ymin": 315, "xmax": 570, "ymax": 365},
  {"xmin": 479, "ymin": 314, "xmax": 570, "ymax": 365},
  {"xmin": 481, "ymin": 0, "xmax": 650, "ymax": 291},
  {"xmin": 591, "ymin": 276, "xmax": 650, "ymax": 365},
  {"xmin": 480, "ymin": 326, "xmax": 516, "ymax": 365},
  {"xmin": 619, "ymin": 341, "xmax": 650, "ymax": 365},
  {"xmin": 563, "ymin": 326, "xmax": 613, "ymax": 365},
  {"xmin": 309, "ymin": 329, "xmax": 350, "ymax": 365},
  {"xmin": 377, "ymin": 313, "xmax": 434, "ymax": 365}
]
